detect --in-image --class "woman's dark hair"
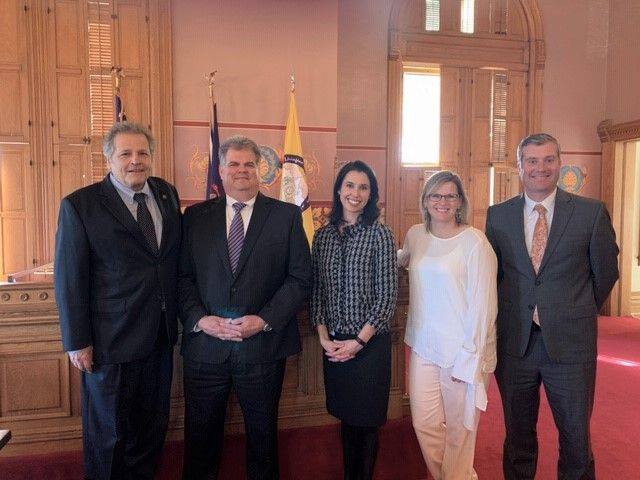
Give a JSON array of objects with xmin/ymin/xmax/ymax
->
[{"xmin": 329, "ymin": 160, "xmax": 380, "ymax": 226}]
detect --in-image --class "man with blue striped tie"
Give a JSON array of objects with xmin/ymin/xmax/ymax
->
[{"xmin": 178, "ymin": 135, "xmax": 312, "ymax": 479}]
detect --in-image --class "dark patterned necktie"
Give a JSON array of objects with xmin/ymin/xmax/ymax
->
[
  {"xmin": 228, "ymin": 202, "xmax": 246, "ymax": 273},
  {"xmin": 133, "ymin": 192, "xmax": 159, "ymax": 253}
]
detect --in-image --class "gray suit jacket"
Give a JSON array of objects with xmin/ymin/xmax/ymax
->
[{"xmin": 485, "ymin": 188, "xmax": 619, "ymax": 363}]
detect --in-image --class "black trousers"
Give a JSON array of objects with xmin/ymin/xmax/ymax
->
[
  {"xmin": 81, "ymin": 342, "xmax": 173, "ymax": 480},
  {"xmin": 341, "ymin": 423, "xmax": 380, "ymax": 480},
  {"xmin": 496, "ymin": 324, "xmax": 596, "ymax": 480},
  {"xmin": 182, "ymin": 352, "xmax": 286, "ymax": 480}
]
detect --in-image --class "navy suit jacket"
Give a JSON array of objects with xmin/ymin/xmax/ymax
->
[
  {"xmin": 178, "ymin": 192, "xmax": 312, "ymax": 364},
  {"xmin": 485, "ymin": 188, "xmax": 619, "ymax": 363},
  {"xmin": 55, "ymin": 175, "xmax": 182, "ymax": 364}
]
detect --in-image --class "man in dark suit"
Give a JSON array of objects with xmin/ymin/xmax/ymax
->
[
  {"xmin": 178, "ymin": 135, "xmax": 312, "ymax": 479},
  {"xmin": 55, "ymin": 122, "xmax": 181, "ymax": 480},
  {"xmin": 485, "ymin": 133, "xmax": 619, "ymax": 479}
]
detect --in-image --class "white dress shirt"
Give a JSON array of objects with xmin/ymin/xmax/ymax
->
[
  {"xmin": 523, "ymin": 188, "xmax": 556, "ymax": 256},
  {"xmin": 225, "ymin": 194, "xmax": 256, "ymax": 237},
  {"xmin": 109, "ymin": 173, "xmax": 163, "ymax": 245}
]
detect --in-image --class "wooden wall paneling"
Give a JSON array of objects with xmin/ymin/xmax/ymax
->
[
  {"xmin": 0, "ymin": 352, "xmax": 70, "ymax": 421},
  {"xmin": 470, "ymin": 69, "xmax": 492, "ymax": 168},
  {"xmin": 0, "ymin": 282, "xmax": 83, "ymax": 453},
  {"xmin": 598, "ymin": 119, "xmax": 640, "ymax": 316},
  {"xmin": 114, "ymin": 0, "xmax": 151, "ymax": 127},
  {"xmin": 439, "ymin": 0, "xmax": 460, "ymax": 33},
  {"xmin": 45, "ymin": 0, "xmax": 91, "ymax": 261},
  {"xmin": 0, "ymin": 146, "xmax": 34, "ymax": 278},
  {"xmin": 0, "ymin": 1, "xmax": 35, "ymax": 278},
  {"xmin": 492, "ymin": 163, "xmax": 520, "ymax": 204},
  {"xmin": 507, "ymin": 70, "xmax": 527, "ymax": 165},
  {"xmin": 467, "ymin": 68, "xmax": 492, "ymax": 228},
  {"xmin": 492, "ymin": 0, "xmax": 509, "ymax": 35},
  {"xmin": 147, "ymin": 0, "xmax": 173, "ymax": 181},
  {"xmin": 398, "ymin": 167, "xmax": 426, "ymax": 244},
  {"xmin": 630, "ymin": 292, "xmax": 640, "ymax": 317},
  {"xmin": 385, "ymin": 53, "xmax": 404, "ymax": 240},
  {"xmin": 617, "ymin": 141, "xmax": 637, "ymax": 316},
  {"xmin": 440, "ymin": 66, "xmax": 462, "ymax": 171},
  {"xmin": 0, "ymin": 0, "xmax": 31, "ymax": 143},
  {"xmin": 507, "ymin": 0, "xmax": 526, "ymax": 38},
  {"xmin": 394, "ymin": 0, "xmax": 423, "ymax": 31},
  {"xmin": 475, "ymin": 0, "xmax": 492, "ymax": 35},
  {"xmin": 469, "ymin": 165, "xmax": 491, "ymax": 229}
]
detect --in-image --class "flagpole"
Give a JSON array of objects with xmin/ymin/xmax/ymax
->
[
  {"xmin": 205, "ymin": 70, "xmax": 224, "ymax": 200},
  {"xmin": 205, "ymin": 70, "xmax": 217, "ymax": 105},
  {"xmin": 111, "ymin": 66, "xmax": 126, "ymax": 122},
  {"xmin": 280, "ymin": 74, "xmax": 315, "ymax": 246}
]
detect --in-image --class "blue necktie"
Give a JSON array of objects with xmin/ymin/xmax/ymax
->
[
  {"xmin": 228, "ymin": 202, "xmax": 246, "ymax": 273},
  {"xmin": 133, "ymin": 192, "xmax": 158, "ymax": 253}
]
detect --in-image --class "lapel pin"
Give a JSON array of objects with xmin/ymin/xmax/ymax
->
[{"xmin": 161, "ymin": 193, "xmax": 167, "ymax": 200}]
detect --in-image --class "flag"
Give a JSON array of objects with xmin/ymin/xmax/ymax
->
[
  {"xmin": 206, "ymin": 101, "xmax": 224, "ymax": 200},
  {"xmin": 115, "ymin": 92, "xmax": 127, "ymax": 122},
  {"xmin": 280, "ymin": 90, "xmax": 314, "ymax": 246}
]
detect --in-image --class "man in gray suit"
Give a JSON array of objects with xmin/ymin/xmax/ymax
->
[{"xmin": 485, "ymin": 133, "xmax": 619, "ymax": 480}]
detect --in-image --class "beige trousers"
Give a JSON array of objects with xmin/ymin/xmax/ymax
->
[{"xmin": 408, "ymin": 350, "xmax": 487, "ymax": 480}]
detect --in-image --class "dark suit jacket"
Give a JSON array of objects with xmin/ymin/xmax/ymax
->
[
  {"xmin": 55, "ymin": 175, "xmax": 181, "ymax": 364},
  {"xmin": 178, "ymin": 192, "xmax": 312, "ymax": 364},
  {"xmin": 485, "ymin": 188, "xmax": 619, "ymax": 363}
]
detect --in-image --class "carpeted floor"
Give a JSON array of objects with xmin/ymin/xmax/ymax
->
[{"xmin": 2, "ymin": 316, "xmax": 639, "ymax": 479}]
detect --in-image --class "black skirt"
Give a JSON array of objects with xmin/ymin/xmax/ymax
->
[{"xmin": 323, "ymin": 332, "xmax": 391, "ymax": 427}]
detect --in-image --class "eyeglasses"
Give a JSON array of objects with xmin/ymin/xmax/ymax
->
[{"xmin": 428, "ymin": 193, "xmax": 460, "ymax": 202}]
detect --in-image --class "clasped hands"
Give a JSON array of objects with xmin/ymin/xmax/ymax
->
[
  {"xmin": 320, "ymin": 337, "xmax": 363, "ymax": 362},
  {"xmin": 197, "ymin": 314, "xmax": 266, "ymax": 341}
]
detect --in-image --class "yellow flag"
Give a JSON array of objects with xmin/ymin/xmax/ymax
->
[{"xmin": 280, "ymin": 90, "xmax": 315, "ymax": 246}]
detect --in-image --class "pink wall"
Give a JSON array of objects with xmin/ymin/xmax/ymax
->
[
  {"xmin": 538, "ymin": 0, "xmax": 611, "ymax": 199},
  {"xmin": 605, "ymin": 0, "xmax": 640, "ymax": 124},
  {"xmin": 171, "ymin": 0, "xmax": 338, "ymax": 203},
  {"xmin": 336, "ymin": 0, "xmax": 393, "ymax": 201}
]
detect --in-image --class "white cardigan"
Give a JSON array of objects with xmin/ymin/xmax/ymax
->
[{"xmin": 398, "ymin": 225, "xmax": 498, "ymax": 429}]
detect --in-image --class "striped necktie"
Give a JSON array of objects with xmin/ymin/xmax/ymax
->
[
  {"xmin": 133, "ymin": 192, "xmax": 159, "ymax": 253},
  {"xmin": 228, "ymin": 202, "xmax": 246, "ymax": 273}
]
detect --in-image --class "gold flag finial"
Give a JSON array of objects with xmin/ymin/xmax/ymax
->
[
  {"xmin": 205, "ymin": 70, "xmax": 218, "ymax": 99},
  {"xmin": 111, "ymin": 66, "xmax": 125, "ymax": 93},
  {"xmin": 290, "ymin": 73, "xmax": 295, "ymax": 93}
]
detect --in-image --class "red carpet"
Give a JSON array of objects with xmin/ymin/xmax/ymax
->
[{"xmin": 2, "ymin": 316, "xmax": 639, "ymax": 479}]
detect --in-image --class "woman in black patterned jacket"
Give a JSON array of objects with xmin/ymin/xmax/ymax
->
[{"xmin": 311, "ymin": 160, "xmax": 398, "ymax": 480}]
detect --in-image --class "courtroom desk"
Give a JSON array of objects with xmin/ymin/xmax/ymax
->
[{"xmin": 0, "ymin": 267, "xmax": 408, "ymax": 456}]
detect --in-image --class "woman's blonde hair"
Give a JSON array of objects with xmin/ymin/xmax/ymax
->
[{"xmin": 419, "ymin": 170, "xmax": 469, "ymax": 232}]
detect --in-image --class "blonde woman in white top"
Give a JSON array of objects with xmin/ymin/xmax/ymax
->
[{"xmin": 398, "ymin": 170, "xmax": 497, "ymax": 480}]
